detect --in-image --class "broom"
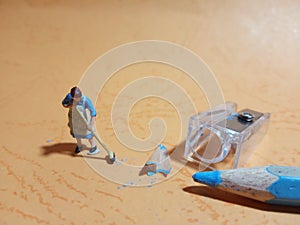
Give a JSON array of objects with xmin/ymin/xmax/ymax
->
[{"xmin": 75, "ymin": 106, "xmax": 116, "ymax": 163}]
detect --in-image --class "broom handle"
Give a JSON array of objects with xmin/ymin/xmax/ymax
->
[{"xmin": 75, "ymin": 106, "xmax": 113, "ymax": 155}]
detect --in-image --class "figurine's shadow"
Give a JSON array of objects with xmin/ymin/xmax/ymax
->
[
  {"xmin": 183, "ymin": 186, "xmax": 300, "ymax": 214},
  {"xmin": 41, "ymin": 142, "xmax": 77, "ymax": 156},
  {"xmin": 41, "ymin": 142, "xmax": 111, "ymax": 163}
]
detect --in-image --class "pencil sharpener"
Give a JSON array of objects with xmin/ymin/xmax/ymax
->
[{"xmin": 184, "ymin": 102, "xmax": 270, "ymax": 169}]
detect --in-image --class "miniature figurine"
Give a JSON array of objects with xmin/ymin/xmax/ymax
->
[{"xmin": 62, "ymin": 86, "xmax": 100, "ymax": 155}]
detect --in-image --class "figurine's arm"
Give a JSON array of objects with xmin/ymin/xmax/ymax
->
[
  {"xmin": 89, "ymin": 116, "xmax": 96, "ymax": 131},
  {"xmin": 85, "ymin": 97, "xmax": 97, "ymax": 130}
]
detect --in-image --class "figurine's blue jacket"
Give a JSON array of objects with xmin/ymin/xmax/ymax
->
[{"xmin": 62, "ymin": 93, "xmax": 97, "ymax": 117}]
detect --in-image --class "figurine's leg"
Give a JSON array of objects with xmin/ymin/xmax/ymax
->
[
  {"xmin": 74, "ymin": 138, "xmax": 83, "ymax": 154},
  {"xmin": 76, "ymin": 138, "xmax": 82, "ymax": 146},
  {"xmin": 87, "ymin": 137, "xmax": 99, "ymax": 155},
  {"xmin": 88, "ymin": 137, "xmax": 96, "ymax": 148}
]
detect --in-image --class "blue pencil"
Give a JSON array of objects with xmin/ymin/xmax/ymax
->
[{"xmin": 192, "ymin": 165, "xmax": 300, "ymax": 206}]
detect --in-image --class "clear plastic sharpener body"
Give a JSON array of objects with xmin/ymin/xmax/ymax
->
[{"xmin": 184, "ymin": 102, "xmax": 270, "ymax": 170}]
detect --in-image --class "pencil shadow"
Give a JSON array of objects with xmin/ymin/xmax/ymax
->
[{"xmin": 183, "ymin": 186, "xmax": 300, "ymax": 214}]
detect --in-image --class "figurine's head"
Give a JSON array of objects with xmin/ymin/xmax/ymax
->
[{"xmin": 70, "ymin": 86, "xmax": 82, "ymax": 102}]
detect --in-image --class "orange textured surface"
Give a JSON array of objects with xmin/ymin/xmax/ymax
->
[{"xmin": 0, "ymin": 1, "xmax": 300, "ymax": 225}]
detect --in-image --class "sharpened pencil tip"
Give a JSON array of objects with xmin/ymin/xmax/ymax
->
[{"xmin": 192, "ymin": 170, "xmax": 222, "ymax": 187}]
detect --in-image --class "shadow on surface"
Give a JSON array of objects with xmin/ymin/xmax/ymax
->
[
  {"xmin": 169, "ymin": 140, "xmax": 208, "ymax": 171},
  {"xmin": 41, "ymin": 142, "xmax": 114, "ymax": 163},
  {"xmin": 77, "ymin": 154, "xmax": 115, "ymax": 164},
  {"xmin": 183, "ymin": 186, "xmax": 300, "ymax": 214},
  {"xmin": 41, "ymin": 142, "xmax": 77, "ymax": 156},
  {"xmin": 139, "ymin": 166, "xmax": 148, "ymax": 176}
]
